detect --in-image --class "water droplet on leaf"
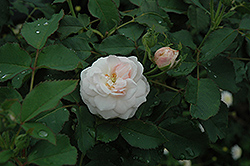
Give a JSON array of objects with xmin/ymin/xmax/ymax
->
[
  {"xmin": 158, "ymin": 21, "xmax": 162, "ymax": 24},
  {"xmin": 214, "ymin": 75, "xmax": 217, "ymax": 78},
  {"xmin": 44, "ymin": 22, "xmax": 49, "ymax": 26},
  {"xmin": 38, "ymin": 130, "xmax": 48, "ymax": 138},
  {"xmin": 207, "ymin": 62, "xmax": 211, "ymax": 66},
  {"xmin": 37, "ymin": 24, "xmax": 40, "ymax": 26},
  {"xmin": 1, "ymin": 74, "xmax": 7, "ymax": 79},
  {"xmin": 35, "ymin": 30, "xmax": 40, "ymax": 34}
]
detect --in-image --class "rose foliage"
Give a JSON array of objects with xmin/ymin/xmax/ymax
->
[{"xmin": 1, "ymin": 0, "xmax": 250, "ymax": 165}]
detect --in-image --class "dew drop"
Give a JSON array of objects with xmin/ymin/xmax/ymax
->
[
  {"xmin": 207, "ymin": 62, "xmax": 211, "ymax": 66},
  {"xmin": 208, "ymin": 70, "xmax": 211, "ymax": 73},
  {"xmin": 35, "ymin": 30, "xmax": 40, "ymax": 34},
  {"xmin": 44, "ymin": 22, "xmax": 49, "ymax": 26},
  {"xmin": 21, "ymin": 71, "xmax": 26, "ymax": 74},
  {"xmin": 137, "ymin": 137, "xmax": 140, "ymax": 140},
  {"xmin": 38, "ymin": 130, "xmax": 48, "ymax": 138},
  {"xmin": 1, "ymin": 74, "xmax": 7, "ymax": 79},
  {"xmin": 37, "ymin": 23, "xmax": 40, "ymax": 26},
  {"xmin": 185, "ymin": 148, "xmax": 195, "ymax": 157},
  {"xmin": 146, "ymin": 160, "xmax": 150, "ymax": 163},
  {"xmin": 214, "ymin": 75, "xmax": 217, "ymax": 78},
  {"xmin": 71, "ymin": 107, "xmax": 77, "ymax": 112},
  {"xmin": 128, "ymin": 132, "xmax": 131, "ymax": 135},
  {"xmin": 158, "ymin": 21, "xmax": 162, "ymax": 24}
]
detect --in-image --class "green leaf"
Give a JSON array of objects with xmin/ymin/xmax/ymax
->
[
  {"xmin": 21, "ymin": 10, "xmax": 64, "ymax": 49},
  {"xmin": 159, "ymin": 117, "xmax": 208, "ymax": 160},
  {"xmin": 0, "ymin": 150, "xmax": 13, "ymax": 164},
  {"xmin": 96, "ymin": 123, "xmax": 119, "ymax": 143},
  {"xmin": 172, "ymin": 30, "xmax": 196, "ymax": 50},
  {"xmin": 232, "ymin": 59, "xmax": 247, "ymax": 83},
  {"xmin": 11, "ymin": 69, "xmax": 32, "ymax": 89},
  {"xmin": 187, "ymin": 5, "xmax": 209, "ymax": 31},
  {"xmin": 37, "ymin": 44, "xmax": 82, "ymax": 71},
  {"xmin": 136, "ymin": 87, "xmax": 160, "ymax": 119},
  {"xmin": 37, "ymin": 104, "xmax": 69, "ymax": 134},
  {"xmin": 129, "ymin": 0, "xmax": 144, "ymax": 6},
  {"xmin": 199, "ymin": 28, "xmax": 238, "ymax": 62},
  {"xmin": 167, "ymin": 62, "xmax": 197, "ymax": 77},
  {"xmin": 120, "ymin": 120, "xmax": 165, "ymax": 149},
  {"xmin": 78, "ymin": 14, "xmax": 90, "ymax": 28},
  {"xmin": 135, "ymin": 1, "xmax": 171, "ymax": 33},
  {"xmin": 203, "ymin": 57, "xmax": 239, "ymax": 93},
  {"xmin": 98, "ymin": 35, "xmax": 135, "ymax": 55},
  {"xmin": 28, "ymin": 134, "xmax": 77, "ymax": 166},
  {"xmin": 87, "ymin": 144, "xmax": 119, "ymax": 161},
  {"xmin": 158, "ymin": 0, "xmax": 188, "ymax": 14},
  {"xmin": 85, "ymin": 161, "xmax": 116, "ymax": 166},
  {"xmin": 239, "ymin": 16, "xmax": 250, "ymax": 30},
  {"xmin": 190, "ymin": 0, "xmax": 210, "ymax": 13},
  {"xmin": 0, "ymin": 87, "xmax": 22, "ymax": 103},
  {"xmin": 22, "ymin": 122, "xmax": 56, "ymax": 144},
  {"xmin": 21, "ymin": 80, "xmax": 78, "ymax": 122},
  {"xmin": 185, "ymin": 76, "xmax": 220, "ymax": 120},
  {"xmin": 118, "ymin": 23, "xmax": 145, "ymax": 41},
  {"xmin": 57, "ymin": 15, "xmax": 83, "ymax": 39},
  {"xmin": 201, "ymin": 103, "xmax": 228, "ymax": 143},
  {"xmin": 130, "ymin": 148, "xmax": 161, "ymax": 165},
  {"xmin": 63, "ymin": 85, "xmax": 81, "ymax": 103},
  {"xmin": 0, "ymin": 43, "xmax": 31, "ymax": 82},
  {"xmin": 88, "ymin": 0, "xmax": 120, "ymax": 34},
  {"xmin": 61, "ymin": 34, "xmax": 92, "ymax": 60},
  {"xmin": 75, "ymin": 106, "xmax": 96, "ymax": 155},
  {"xmin": 52, "ymin": 0, "xmax": 66, "ymax": 4},
  {"xmin": 0, "ymin": 0, "xmax": 10, "ymax": 28}
]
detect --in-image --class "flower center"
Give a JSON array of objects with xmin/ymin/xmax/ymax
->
[{"xmin": 104, "ymin": 62, "xmax": 132, "ymax": 95}]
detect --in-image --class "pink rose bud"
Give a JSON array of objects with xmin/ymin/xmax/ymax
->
[{"xmin": 154, "ymin": 47, "xmax": 179, "ymax": 70}]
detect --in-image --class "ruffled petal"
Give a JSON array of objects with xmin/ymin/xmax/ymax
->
[{"xmin": 94, "ymin": 95, "xmax": 116, "ymax": 111}]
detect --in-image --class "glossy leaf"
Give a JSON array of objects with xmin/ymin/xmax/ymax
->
[
  {"xmin": 88, "ymin": 0, "xmax": 120, "ymax": 34},
  {"xmin": 199, "ymin": 28, "xmax": 238, "ymax": 62},
  {"xmin": 187, "ymin": 5, "xmax": 209, "ymax": 31},
  {"xmin": 96, "ymin": 123, "xmax": 119, "ymax": 143},
  {"xmin": 0, "ymin": 150, "xmax": 13, "ymax": 164},
  {"xmin": 158, "ymin": 0, "xmax": 188, "ymax": 14},
  {"xmin": 118, "ymin": 23, "xmax": 144, "ymax": 41},
  {"xmin": 11, "ymin": 69, "xmax": 32, "ymax": 89},
  {"xmin": 239, "ymin": 16, "xmax": 250, "ymax": 30},
  {"xmin": 37, "ymin": 44, "xmax": 82, "ymax": 71},
  {"xmin": 185, "ymin": 76, "xmax": 220, "ymax": 120},
  {"xmin": 21, "ymin": 80, "xmax": 78, "ymax": 122},
  {"xmin": 0, "ymin": 43, "xmax": 31, "ymax": 82},
  {"xmin": 159, "ymin": 117, "xmax": 208, "ymax": 160},
  {"xmin": 201, "ymin": 103, "xmax": 228, "ymax": 143},
  {"xmin": 22, "ymin": 122, "xmax": 56, "ymax": 144},
  {"xmin": 120, "ymin": 120, "xmax": 165, "ymax": 149},
  {"xmin": 167, "ymin": 62, "xmax": 197, "ymax": 77},
  {"xmin": 21, "ymin": 10, "xmax": 64, "ymax": 49},
  {"xmin": 86, "ymin": 144, "xmax": 119, "ymax": 161},
  {"xmin": 203, "ymin": 57, "xmax": 239, "ymax": 93},
  {"xmin": 0, "ymin": 87, "xmax": 22, "ymax": 103},
  {"xmin": 57, "ymin": 15, "xmax": 83, "ymax": 39},
  {"xmin": 98, "ymin": 35, "xmax": 135, "ymax": 55},
  {"xmin": 75, "ymin": 106, "xmax": 96, "ymax": 155},
  {"xmin": 36, "ymin": 103, "xmax": 69, "ymax": 134},
  {"xmin": 172, "ymin": 30, "xmax": 196, "ymax": 49},
  {"xmin": 28, "ymin": 134, "xmax": 77, "ymax": 166},
  {"xmin": 61, "ymin": 34, "xmax": 92, "ymax": 60}
]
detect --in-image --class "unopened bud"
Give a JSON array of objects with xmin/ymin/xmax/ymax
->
[{"xmin": 154, "ymin": 47, "xmax": 180, "ymax": 70}]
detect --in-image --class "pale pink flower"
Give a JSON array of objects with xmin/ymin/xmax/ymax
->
[
  {"xmin": 154, "ymin": 47, "xmax": 179, "ymax": 69},
  {"xmin": 80, "ymin": 55, "xmax": 150, "ymax": 119}
]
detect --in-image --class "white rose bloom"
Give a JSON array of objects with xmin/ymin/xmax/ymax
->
[
  {"xmin": 80, "ymin": 55, "xmax": 150, "ymax": 119},
  {"xmin": 221, "ymin": 91, "xmax": 233, "ymax": 108},
  {"xmin": 179, "ymin": 160, "xmax": 192, "ymax": 166},
  {"xmin": 231, "ymin": 144, "xmax": 242, "ymax": 160}
]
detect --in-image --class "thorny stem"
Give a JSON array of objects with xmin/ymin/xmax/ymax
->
[
  {"xmin": 30, "ymin": 49, "xmax": 40, "ymax": 92},
  {"xmin": 149, "ymin": 80, "xmax": 180, "ymax": 92},
  {"xmin": 67, "ymin": 0, "xmax": 76, "ymax": 18}
]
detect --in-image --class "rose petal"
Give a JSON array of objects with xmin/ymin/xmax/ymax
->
[
  {"xmin": 94, "ymin": 95, "xmax": 116, "ymax": 111},
  {"xmin": 118, "ymin": 108, "xmax": 136, "ymax": 120},
  {"xmin": 128, "ymin": 56, "xmax": 143, "ymax": 82},
  {"xmin": 98, "ymin": 109, "xmax": 119, "ymax": 119},
  {"xmin": 114, "ymin": 97, "xmax": 136, "ymax": 114}
]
